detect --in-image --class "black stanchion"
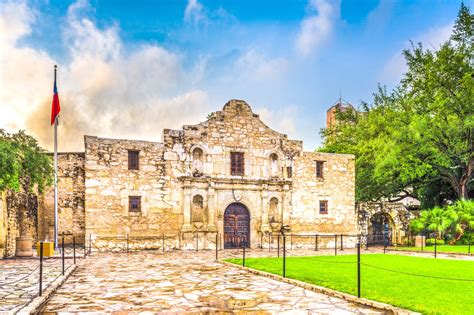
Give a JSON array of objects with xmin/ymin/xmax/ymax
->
[
  {"xmin": 357, "ymin": 242, "xmax": 361, "ymax": 298},
  {"xmin": 196, "ymin": 233, "xmax": 199, "ymax": 252},
  {"xmin": 162, "ymin": 233, "xmax": 165, "ymax": 252},
  {"xmin": 62, "ymin": 236, "xmax": 65, "ymax": 275},
  {"xmin": 126, "ymin": 233, "xmax": 129, "ymax": 253},
  {"xmin": 340, "ymin": 234, "xmax": 344, "ymax": 251},
  {"xmin": 434, "ymin": 236, "xmax": 437, "ymax": 258},
  {"xmin": 215, "ymin": 233, "xmax": 218, "ymax": 261},
  {"xmin": 260, "ymin": 233, "xmax": 263, "ymax": 249},
  {"xmin": 39, "ymin": 241, "xmax": 44, "ymax": 297},
  {"xmin": 315, "ymin": 234, "xmax": 319, "ymax": 251},
  {"xmin": 283, "ymin": 235, "xmax": 286, "ymax": 278},
  {"xmin": 334, "ymin": 234, "xmax": 337, "ymax": 256},
  {"xmin": 421, "ymin": 235, "xmax": 424, "ymax": 251},
  {"xmin": 277, "ymin": 235, "xmax": 280, "ymax": 258},
  {"xmin": 242, "ymin": 246, "xmax": 246, "ymax": 267},
  {"xmin": 73, "ymin": 236, "xmax": 76, "ymax": 265}
]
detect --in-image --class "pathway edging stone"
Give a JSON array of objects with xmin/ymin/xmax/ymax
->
[{"xmin": 19, "ymin": 264, "xmax": 77, "ymax": 314}]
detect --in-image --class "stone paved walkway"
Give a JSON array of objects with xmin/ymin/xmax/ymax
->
[
  {"xmin": 0, "ymin": 255, "xmax": 75, "ymax": 313},
  {"xmin": 42, "ymin": 250, "xmax": 383, "ymax": 314}
]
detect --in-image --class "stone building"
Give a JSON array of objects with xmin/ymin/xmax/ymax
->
[
  {"xmin": 1, "ymin": 100, "xmax": 357, "ymax": 256},
  {"xmin": 325, "ymin": 99, "xmax": 419, "ymax": 246}
]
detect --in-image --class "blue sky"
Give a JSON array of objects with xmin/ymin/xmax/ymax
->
[{"xmin": 0, "ymin": 0, "xmax": 469, "ymax": 151}]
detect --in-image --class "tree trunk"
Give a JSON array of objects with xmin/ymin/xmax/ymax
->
[{"xmin": 459, "ymin": 159, "xmax": 473, "ymax": 200}]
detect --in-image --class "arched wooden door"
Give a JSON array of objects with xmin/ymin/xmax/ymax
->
[{"xmin": 224, "ymin": 203, "xmax": 250, "ymax": 248}]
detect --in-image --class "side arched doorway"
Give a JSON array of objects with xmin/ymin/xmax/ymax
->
[
  {"xmin": 224, "ymin": 203, "xmax": 250, "ymax": 248},
  {"xmin": 369, "ymin": 212, "xmax": 394, "ymax": 245}
]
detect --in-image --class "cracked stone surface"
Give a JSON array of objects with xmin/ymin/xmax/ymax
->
[
  {"xmin": 0, "ymin": 255, "xmax": 75, "ymax": 313},
  {"xmin": 41, "ymin": 250, "xmax": 383, "ymax": 314}
]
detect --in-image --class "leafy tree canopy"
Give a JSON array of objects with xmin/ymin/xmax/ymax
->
[
  {"xmin": 0, "ymin": 129, "xmax": 53, "ymax": 193},
  {"xmin": 319, "ymin": 3, "xmax": 473, "ymax": 206}
]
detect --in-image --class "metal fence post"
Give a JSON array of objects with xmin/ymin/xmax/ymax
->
[
  {"xmin": 315, "ymin": 234, "xmax": 319, "ymax": 251},
  {"xmin": 268, "ymin": 234, "xmax": 271, "ymax": 252},
  {"xmin": 260, "ymin": 233, "xmax": 263, "ymax": 249},
  {"xmin": 277, "ymin": 235, "xmax": 280, "ymax": 258},
  {"xmin": 340, "ymin": 234, "xmax": 344, "ymax": 251},
  {"xmin": 39, "ymin": 241, "xmax": 44, "ymax": 296},
  {"xmin": 434, "ymin": 235, "xmax": 437, "ymax": 258},
  {"xmin": 62, "ymin": 236, "xmax": 65, "ymax": 275},
  {"xmin": 196, "ymin": 233, "xmax": 198, "ymax": 252},
  {"xmin": 73, "ymin": 236, "xmax": 76, "ymax": 265},
  {"xmin": 283, "ymin": 234, "xmax": 286, "ymax": 278},
  {"xmin": 242, "ymin": 246, "xmax": 246, "ymax": 267},
  {"xmin": 126, "ymin": 233, "xmax": 129, "ymax": 253},
  {"xmin": 357, "ymin": 242, "xmax": 361, "ymax": 298},
  {"xmin": 421, "ymin": 234, "xmax": 424, "ymax": 251},
  {"xmin": 334, "ymin": 234, "xmax": 337, "ymax": 256}
]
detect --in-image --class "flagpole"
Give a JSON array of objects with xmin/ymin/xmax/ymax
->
[{"xmin": 53, "ymin": 65, "xmax": 59, "ymax": 251}]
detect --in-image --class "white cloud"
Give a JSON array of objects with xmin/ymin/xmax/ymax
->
[
  {"xmin": 365, "ymin": 0, "xmax": 395, "ymax": 33},
  {"xmin": 256, "ymin": 106, "xmax": 298, "ymax": 137},
  {"xmin": 381, "ymin": 23, "xmax": 453, "ymax": 84},
  {"xmin": 235, "ymin": 49, "xmax": 289, "ymax": 81},
  {"xmin": 184, "ymin": 0, "xmax": 207, "ymax": 26},
  {"xmin": 295, "ymin": 0, "xmax": 339, "ymax": 57},
  {"xmin": 0, "ymin": 0, "xmax": 212, "ymax": 151}
]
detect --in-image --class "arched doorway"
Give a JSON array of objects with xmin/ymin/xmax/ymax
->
[
  {"xmin": 369, "ymin": 212, "xmax": 394, "ymax": 245},
  {"xmin": 224, "ymin": 203, "xmax": 250, "ymax": 249}
]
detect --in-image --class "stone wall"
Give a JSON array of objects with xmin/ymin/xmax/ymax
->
[
  {"xmin": 38, "ymin": 153, "xmax": 85, "ymax": 245},
  {"xmin": 291, "ymin": 152, "xmax": 356, "ymax": 234},
  {"xmin": 84, "ymin": 136, "xmax": 182, "ymax": 250},
  {"xmin": 1, "ymin": 190, "xmax": 38, "ymax": 258}
]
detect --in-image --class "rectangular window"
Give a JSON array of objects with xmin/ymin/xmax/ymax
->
[
  {"xmin": 128, "ymin": 150, "xmax": 139, "ymax": 170},
  {"xmin": 319, "ymin": 200, "xmax": 328, "ymax": 214},
  {"xmin": 286, "ymin": 166, "xmax": 293, "ymax": 178},
  {"xmin": 129, "ymin": 196, "xmax": 141, "ymax": 212},
  {"xmin": 316, "ymin": 161, "xmax": 324, "ymax": 178},
  {"xmin": 230, "ymin": 152, "xmax": 244, "ymax": 176}
]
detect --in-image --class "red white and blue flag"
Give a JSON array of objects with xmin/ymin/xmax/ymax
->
[{"xmin": 50, "ymin": 76, "xmax": 61, "ymax": 125}]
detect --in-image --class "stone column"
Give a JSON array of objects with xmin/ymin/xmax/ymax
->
[
  {"xmin": 260, "ymin": 187, "xmax": 269, "ymax": 232},
  {"xmin": 282, "ymin": 184, "xmax": 291, "ymax": 224},
  {"xmin": 208, "ymin": 183, "xmax": 216, "ymax": 228},
  {"xmin": 182, "ymin": 184, "xmax": 192, "ymax": 231}
]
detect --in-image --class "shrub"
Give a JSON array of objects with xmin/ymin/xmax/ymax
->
[
  {"xmin": 455, "ymin": 233, "xmax": 473, "ymax": 245},
  {"xmin": 426, "ymin": 238, "xmax": 445, "ymax": 246}
]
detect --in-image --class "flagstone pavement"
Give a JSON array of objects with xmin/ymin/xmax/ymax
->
[{"xmin": 41, "ymin": 250, "xmax": 383, "ymax": 314}]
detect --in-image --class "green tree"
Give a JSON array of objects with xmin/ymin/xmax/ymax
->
[
  {"xmin": 320, "ymin": 3, "xmax": 474, "ymax": 204},
  {"xmin": 0, "ymin": 129, "xmax": 53, "ymax": 193}
]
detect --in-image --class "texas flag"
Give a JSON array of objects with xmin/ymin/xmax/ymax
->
[{"xmin": 50, "ymin": 75, "xmax": 61, "ymax": 125}]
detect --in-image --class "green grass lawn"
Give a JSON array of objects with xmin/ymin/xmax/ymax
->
[
  {"xmin": 392, "ymin": 245, "xmax": 472, "ymax": 254},
  {"xmin": 226, "ymin": 254, "xmax": 474, "ymax": 315}
]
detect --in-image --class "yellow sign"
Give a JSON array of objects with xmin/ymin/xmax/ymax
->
[{"xmin": 36, "ymin": 242, "xmax": 55, "ymax": 257}]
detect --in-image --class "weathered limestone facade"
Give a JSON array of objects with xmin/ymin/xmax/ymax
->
[
  {"xmin": 1, "ymin": 100, "xmax": 356, "ymax": 256},
  {"xmin": 82, "ymin": 100, "xmax": 356, "ymax": 250},
  {"xmin": 38, "ymin": 153, "xmax": 86, "ymax": 245}
]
